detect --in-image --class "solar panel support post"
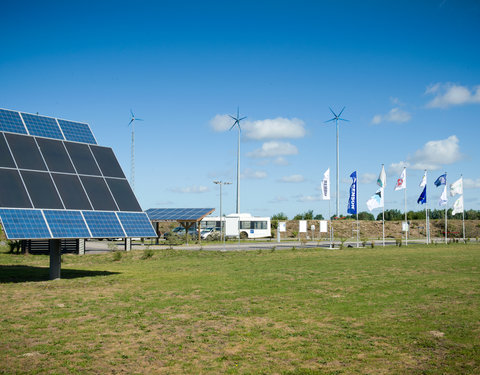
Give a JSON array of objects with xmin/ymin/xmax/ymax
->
[
  {"xmin": 49, "ymin": 239, "xmax": 61, "ymax": 280},
  {"xmin": 124, "ymin": 238, "xmax": 131, "ymax": 251}
]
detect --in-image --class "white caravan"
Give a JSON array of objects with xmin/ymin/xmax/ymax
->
[{"xmin": 201, "ymin": 213, "xmax": 271, "ymax": 239}]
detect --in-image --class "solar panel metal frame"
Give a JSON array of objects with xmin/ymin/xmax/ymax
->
[{"xmin": 146, "ymin": 208, "xmax": 215, "ymax": 222}]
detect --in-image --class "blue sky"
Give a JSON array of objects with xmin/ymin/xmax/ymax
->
[{"xmin": 1, "ymin": 0, "xmax": 479, "ymax": 219}]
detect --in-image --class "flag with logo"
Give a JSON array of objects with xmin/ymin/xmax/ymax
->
[
  {"xmin": 417, "ymin": 186, "xmax": 427, "ymax": 204},
  {"xmin": 452, "ymin": 195, "xmax": 464, "ymax": 215},
  {"xmin": 394, "ymin": 168, "xmax": 406, "ymax": 191},
  {"xmin": 377, "ymin": 165, "xmax": 386, "ymax": 188},
  {"xmin": 439, "ymin": 186, "xmax": 448, "ymax": 206},
  {"xmin": 367, "ymin": 188, "xmax": 384, "ymax": 211},
  {"xmin": 450, "ymin": 177, "xmax": 463, "ymax": 197},
  {"xmin": 434, "ymin": 173, "xmax": 447, "ymax": 187},
  {"xmin": 321, "ymin": 168, "xmax": 330, "ymax": 200},
  {"xmin": 419, "ymin": 171, "xmax": 427, "ymax": 187},
  {"xmin": 347, "ymin": 171, "xmax": 357, "ymax": 215}
]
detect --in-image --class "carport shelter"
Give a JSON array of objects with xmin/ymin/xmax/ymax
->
[{"xmin": 145, "ymin": 208, "xmax": 214, "ymax": 243}]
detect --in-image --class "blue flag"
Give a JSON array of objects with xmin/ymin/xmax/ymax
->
[
  {"xmin": 347, "ymin": 171, "xmax": 357, "ymax": 215},
  {"xmin": 417, "ymin": 186, "xmax": 427, "ymax": 204},
  {"xmin": 434, "ymin": 174, "xmax": 446, "ymax": 187}
]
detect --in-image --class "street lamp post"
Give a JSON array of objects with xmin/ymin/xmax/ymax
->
[{"xmin": 213, "ymin": 180, "xmax": 231, "ymax": 251}]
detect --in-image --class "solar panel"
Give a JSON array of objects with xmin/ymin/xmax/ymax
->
[
  {"xmin": 117, "ymin": 212, "xmax": 157, "ymax": 237},
  {"xmin": 146, "ymin": 208, "xmax": 215, "ymax": 221},
  {"xmin": 43, "ymin": 210, "xmax": 90, "ymax": 238},
  {"xmin": 0, "ymin": 109, "xmax": 28, "ymax": 134},
  {"xmin": 0, "ymin": 209, "xmax": 51, "ymax": 239},
  {"xmin": 21, "ymin": 113, "xmax": 64, "ymax": 140},
  {"xmin": 57, "ymin": 119, "xmax": 96, "ymax": 144},
  {"xmin": 82, "ymin": 211, "xmax": 125, "ymax": 238},
  {"xmin": 0, "ymin": 108, "xmax": 156, "ymax": 240}
]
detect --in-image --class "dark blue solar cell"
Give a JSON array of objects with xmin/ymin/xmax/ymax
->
[
  {"xmin": 145, "ymin": 208, "xmax": 214, "ymax": 221},
  {"xmin": 82, "ymin": 211, "xmax": 125, "ymax": 238},
  {"xmin": 0, "ymin": 109, "xmax": 27, "ymax": 135},
  {"xmin": 0, "ymin": 209, "xmax": 51, "ymax": 239},
  {"xmin": 43, "ymin": 210, "xmax": 91, "ymax": 238},
  {"xmin": 21, "ymin": 113, "xmax": 64, "ymax": 140},
  {"xmin": 117, "ymin": 212, "xmax": 156, "ymax": 237},
  {"xmin": 57, "ymin": 119, "xmax": 97, "ymax": 144}
]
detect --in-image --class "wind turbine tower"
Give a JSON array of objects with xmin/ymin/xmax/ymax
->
[
  {"xmin": 128, "ymin": 109, "xmax": 143, "ymax": 192},
  {"xmin": 325, "ymin": 107, "xmax": 349, "ymax": 217},
  {"xmin": 229, "ymin": 108, "xmax": 247, "ymax": 214}
]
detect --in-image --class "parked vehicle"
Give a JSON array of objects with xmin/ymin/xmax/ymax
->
[
  {"xmin": 200, "ymin": 227, "xmax": 220, "ymax": 239},
  {"xmin": 163, "ymin": 226, "xmax": 198, "ymax": 239},
  {"xmin": 201, "ymin": 213, "xmax": 271, "ymax": 239}
]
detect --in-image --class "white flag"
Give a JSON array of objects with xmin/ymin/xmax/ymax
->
[
  {"xmin": 452, "ymin": 195, "xmax": 464, "ymax": 215},
  {"xmin": 419, "ymin": 171, "xmax": 427, "ymax": 187},
  {"xmin": 377, "ymin": 165, "xmax": 386, "ymax": 188},
  {"xmin": 450, "ymin": 177, "xmax": 463, "ymax": 197},
  {"xmin": 366, "ymin": 188, "xmax": 384, "ymax": 211},
  {"xmin": 394, "ymin": 168, "xmax": 406, "ymax": 191},
  {"xmin": 439, "ymin": 185, "xmax": 448, "ymax": 206},
  {"xmin": 321, "ymin": 168, "xmax": 330, "ymax": 200}
]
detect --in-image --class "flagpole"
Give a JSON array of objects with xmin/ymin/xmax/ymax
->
[
  {"xmin": 356, "ymin": 181, "xmax": 359, "ymax": 248},
  {"xmin": 382, "ymin": 165, "xmax": 385, "ymax": 247},
  {"xmin": 445, "ymin": 172, "xmax": 448, "ymax": 244},
  {"xmin": 404, "ymin": 167, "xmax": 408, "ymax": 246},
  {"xmin": 329, "ymin": 199, "xmax": 332, "ymax": 248},
  {"xmin": 426, "ymin": 170, "xmax": 429, "ymax": 244},
  {"xmin": 461, "ymin": 174, "xmax": 465, "ymax": 242}
]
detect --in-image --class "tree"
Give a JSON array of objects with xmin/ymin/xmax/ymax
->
[
  {"xmin": 357, "ymin": 211, "xmax": 374, "ymax": 221},
  {"xmin": 271, "ymin": 212, "xmax": 288, "ymax": 221},
  {"xmin": 293, "ymin": 210, "xmax": 313, "ymax": 220},
  {"xmin": 314, "ymin": 214, "xmax": 324, "ymax": 220}
]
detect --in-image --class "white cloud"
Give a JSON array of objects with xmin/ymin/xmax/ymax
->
[
  {"xmin": 169, "ymin": 185, "xmax": 209, "ymax": 194},
  {"xmin": 269, "ymin": 196, "xmax": 288, "ymax": 203},
  {"xmin": 425, "ymin": 83, "xmax": 480, "ymax": 108},
  {"xmin": 409, "ymin": 135, "xmax": 462, "ymax": 170},
  {"xmin": 371, "ymin": 107, "xmax": 411, "ymax": 124},
  {"xmin": 210, "ymin": 114, "xmax": 232, "ymax": 132},
  {"xmin": 241, "ymin": 168, "xmax": 267, "ymax": 179},
  {"xmin": 296, "ymin": 195, "xmax": 321, "ymax": 202},
  {"xmin": 388, "ymin": 162, "xmax": 407, "ymax": 176},
  {"xmin": 273, "ymin": 157, "xmax": 289, "ymax": 166},
  {"xmin": 464, "ymin": 178, "xmax": 480, "ymax": 189},
  {"xmin": 359, "ymin": 173, "xmax": 378, "ymax": 184},
  {"xmin": 247, "ymin": 141, "xmax": 298, "ymax": 158},
  {"xmin": 390, "ymin": 135, "xmax": 463, "ymax": 171},
  {"xmin": 209, "ymin": 115, "xmax": 306, "ymax": 140},
  {"xmin": 279, "ymin": 174, "xmax": 305, "ymax": 183},
  {"xmin": 243, "ymin": 117, "xmax": 306, "ymax": 140}
]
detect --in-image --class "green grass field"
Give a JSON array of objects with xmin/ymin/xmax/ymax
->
[{"xmin": 1, "ymin": 244, "xmax": 479, "ymax": 374}]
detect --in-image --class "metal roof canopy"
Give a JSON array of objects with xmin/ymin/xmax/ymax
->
[{"xmin": 146, "ymin": 208, "xmax": 215, "ymax": 243}]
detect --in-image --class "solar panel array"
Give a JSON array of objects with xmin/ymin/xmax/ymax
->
[
  {"xmin": 146, "ymin": 208, "xmax": 215, "ymax": 221},
  {"xmin": 0, "ymin": 108, "xmax": 156, "ymax": 240}
]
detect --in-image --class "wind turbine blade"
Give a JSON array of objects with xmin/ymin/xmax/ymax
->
[
  {"xmin": 338, "ymin": 106, "xmax": 346, "ymax": 117},
  {"xmin": 239, "ymin": 116, "xmax": 247, "ymax": 121},
  {"xmin": 128, "ymin": 119, "xmax": 134, "ymax": 126},
  {"xmin": 229, "ymin": 123, "xmax": 237, "ymax": 131},
  {"xmin": 329, "ymin": 107, "xmax": 337, "ymax": 117},
  {"xmin": 339, "ymin": 118, "xmax": 350, "ymax": 122},
  {"xmin": 136, "ymin": 118, "xmax": 144, "ymax": 121},
  {"xmin": 229, "ymin": 115, "xmax": 237, "ymax": 121},
  {"xmin": 130, "ymin": 109, "xmax": 134, "ymax": 117},
  {"xmin": 324, "ymin": 118, "xmax": 336, "ymax": 123}
]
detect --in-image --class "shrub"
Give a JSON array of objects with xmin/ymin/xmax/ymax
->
[
  {"xmin": 112, "ymin": 251, "xmax": 122, "ymax": 261},
  {"xmin": 371, "ymin": 240, "xmax": 375, "ymax": 248},
  {"xmin": 395, "ymin": 238, "xmax": 402, "ymax": 247},
  {"xmin": 141, "ymin": 248, "xmax": 154, "ymax": 259}
]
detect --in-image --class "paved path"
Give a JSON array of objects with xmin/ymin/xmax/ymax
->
[{"xmin": 84, "ymin": 238, "xmax": 429, "ymax": 254}]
